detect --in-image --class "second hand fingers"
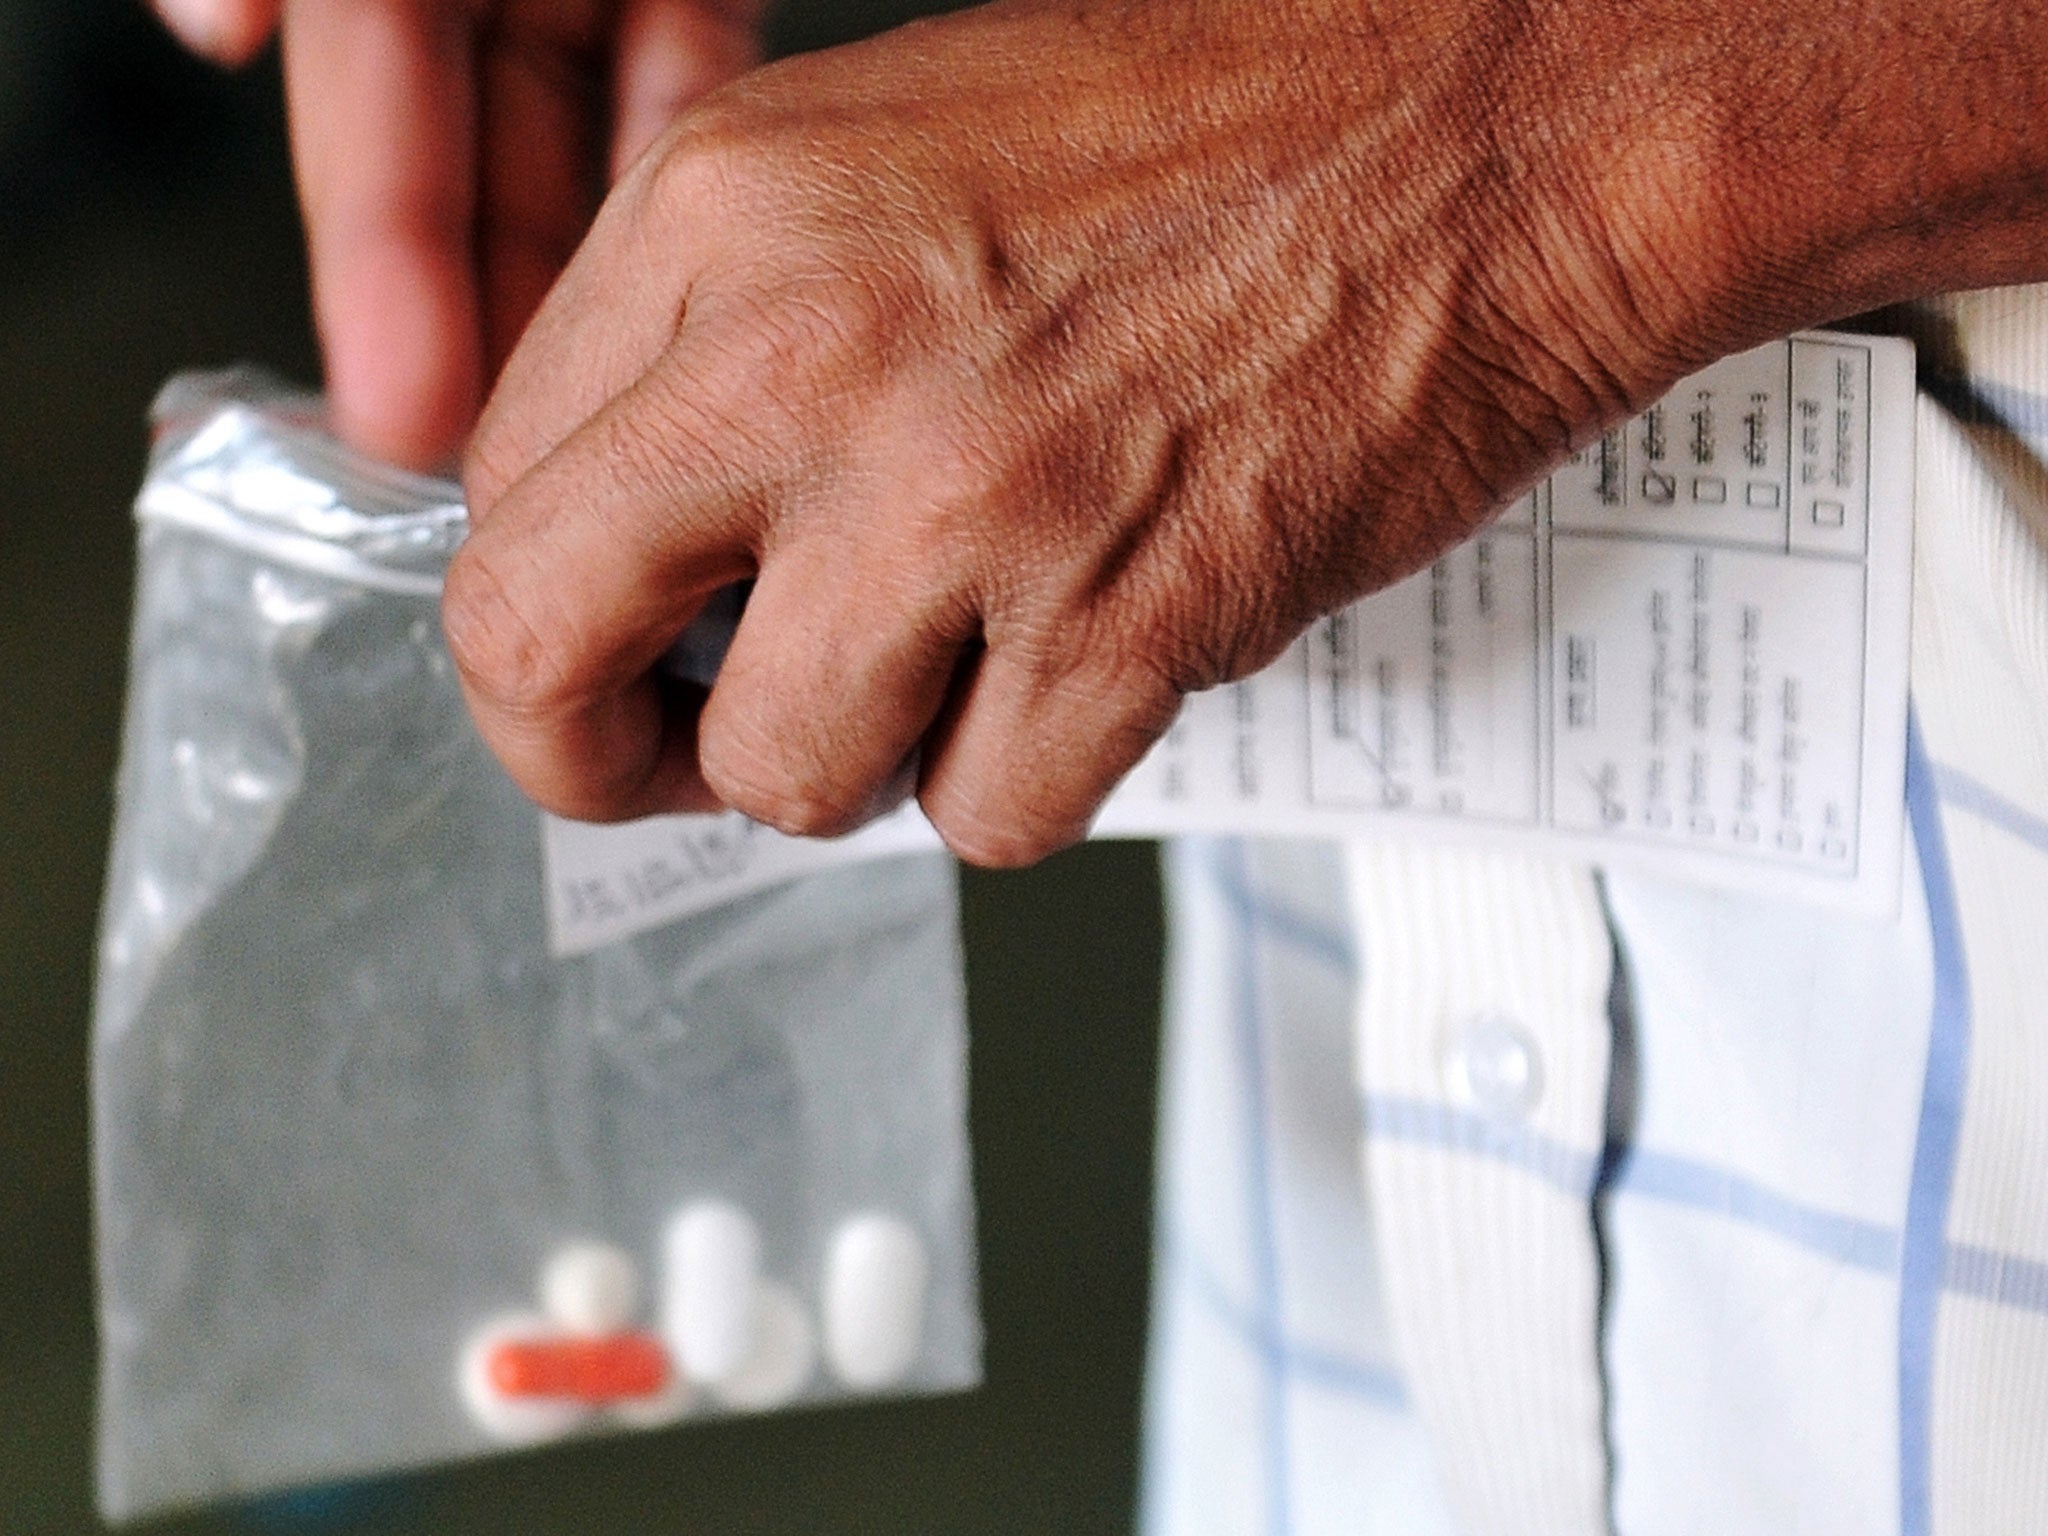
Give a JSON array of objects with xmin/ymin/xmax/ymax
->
[
  {"xmin": 917, "ymin": 641, "xmax": 1184, "ymax": 868},
  {"xmin": 610, "ymin": 0, "xmax": 763, "ymax": 181},
  {"xmin": 696, "ymin": 539, "xmax": 977, "ymax": 837},
  {"xmin": 478, "ymin": 0, "xmax": 612, "ymax": 376},
  {"xmin": 282, "ymin": 0, "xmax": 483, "ymax": 469}
]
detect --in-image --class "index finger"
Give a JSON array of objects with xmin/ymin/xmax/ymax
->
[
  {"xmin": 444, "ymin": 346, "xmax": 771, "ymax": 820},
  {"xmin": 282, "ymin": 0, "xmax": 482, "ymax": 469}
]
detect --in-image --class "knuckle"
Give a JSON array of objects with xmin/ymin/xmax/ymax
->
[
  {"xmin": 694, "ymin": 271, "xmax": 900, "ymax": 421},
  {"xmin": 798, "ymin": 270, "xmax": 899, "ymax": 369},
  {"xmin": 643, "ymin": 102, "xmax": 772, "ymax": 214},
  {"xmin": 928, "ymin": 798, "xmax": 1077, "ymax": 871},
  {"xmin": 649, "ymin": 210, "xmax": 913, "ymax": 416},
  {"xmin": 440, "ymin": 539, "xmax": 577, "ymax": 717},
  {"xmin": 699, "ymin": 714, "xmax": 868, "ymax": 840}
]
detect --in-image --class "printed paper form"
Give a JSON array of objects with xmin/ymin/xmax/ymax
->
[{"xmin": 543, "ymin": 332, "xmax": 1916, "ymax": 957}]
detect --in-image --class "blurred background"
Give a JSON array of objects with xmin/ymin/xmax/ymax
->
[{"xmin": 0, "ymin": 2, "xmax": 1165, "ymax": 1530}]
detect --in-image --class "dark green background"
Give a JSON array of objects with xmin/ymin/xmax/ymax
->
[{"xmin": 0, "ymin": 4, "xmax": 1163, "ymax": 1530}]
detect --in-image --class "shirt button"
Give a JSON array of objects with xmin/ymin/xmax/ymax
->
[{"xmin": 1438, "ymin": 1014, "xmax": 1543, "ymax": 1124}]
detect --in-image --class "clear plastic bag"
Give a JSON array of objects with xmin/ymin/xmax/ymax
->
[{"xmin": 92, "ymin": 370, "xmax": 980, "ymax": 1521}]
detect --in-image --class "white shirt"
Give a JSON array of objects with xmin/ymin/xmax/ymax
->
[{"xmin": 1142, "ymin": 286, "xmax": 2048, "ymax": 1536}]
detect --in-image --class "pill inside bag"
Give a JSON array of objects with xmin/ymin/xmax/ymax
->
[
  {"xmin": 540, "ymin": 1241, "xmax": 642, "ymax": 1336},
  {"xmin": 457, "ymin": 1314, "xmax": 593, "ymax": 1445},
  {"xmin": 715, "ymin": 1281, "xmax": 818, "ymax": 1411},
  {"xmin": 824, "ymin": 1213, "xmax": 932, "ymax": 1389},
  {"xmin": 661, "ymin": 1200, "xmax": 763, "ymax": 1385},
  {"xmin": 92, "ymin": 369, "xmax": 985, "ymax": 1520}
]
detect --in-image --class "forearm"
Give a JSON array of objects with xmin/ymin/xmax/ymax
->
[
  {"xmin": 1510, "ymin": 0, "xmax": 2048, "ymax": 381},
  {"xmin": 1734, "ymin": 0, "xmax": 2048, "ymax": 296},
  {"xmin": 1239, "ymin": 0, "xmax": 2048, "ymax": 566}
]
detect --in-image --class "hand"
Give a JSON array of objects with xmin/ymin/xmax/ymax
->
[
  {"xmin": 443, "ymin": 0, "xmax": 2048, "ymax": 864},
  {"xmin": 153, "ymin": 0, "xmax": 766, "ymax": 468}
]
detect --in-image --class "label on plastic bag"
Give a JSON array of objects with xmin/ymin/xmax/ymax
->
[
  {"xmin": 544, "ymin": 332, "xmax": 1917, "ymax": 956},
  {"xmin": 543, "ymin": 806, "xmax": 939, "ymax": 956}
]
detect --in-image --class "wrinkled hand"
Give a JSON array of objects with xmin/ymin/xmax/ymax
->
[
  {"xmin": 174, "ymin": 0, "xmax": 2041, "ymax": 866},
  {"xmin": 154, "ymin": 0, "xmax": 766, "ymax": 467},
  {"xmin": 448, "ymin": 0, "xmax": 1744, "ymax": 862}
]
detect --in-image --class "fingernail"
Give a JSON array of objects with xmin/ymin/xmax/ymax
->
[{"xmin": 155, "ymin": 0, "xmax": 224, "ymax": 61}]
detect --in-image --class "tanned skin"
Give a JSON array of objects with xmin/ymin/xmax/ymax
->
[{"xmin": 163, "ymin": 0, "xmax": 2048, "ymax": 865}]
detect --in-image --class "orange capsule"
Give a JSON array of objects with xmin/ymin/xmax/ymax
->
[{"xmin": 487, "ymin": 1332, "xmax": 673, "ymax": 1403}]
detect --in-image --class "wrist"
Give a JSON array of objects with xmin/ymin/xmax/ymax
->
[{"xmin": 1515, "ymin": 0, "xmax": 2048, "ymax": 394}]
